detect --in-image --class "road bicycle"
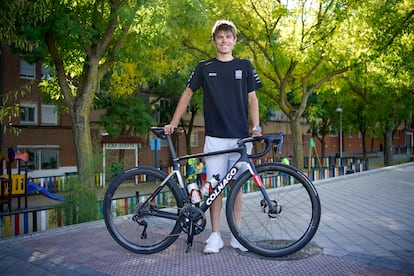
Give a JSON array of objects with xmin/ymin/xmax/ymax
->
[{"xmin": 103, "ymin": 127, "xmax": 321, "ymax": 257}]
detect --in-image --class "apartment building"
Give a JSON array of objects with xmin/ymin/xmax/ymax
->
[{"xmin": 0, "ymin": 45, "xmax": 77, "ymax": 177}]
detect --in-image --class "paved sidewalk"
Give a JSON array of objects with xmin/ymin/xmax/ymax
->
[{"xmin": 0, "ymin": 163, "xmax": 413, "ymax": 275}]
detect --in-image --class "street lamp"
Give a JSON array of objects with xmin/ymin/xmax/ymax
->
[{"xmin": 336, "ymin": 107, "xmax": 343, "ymax": 166}]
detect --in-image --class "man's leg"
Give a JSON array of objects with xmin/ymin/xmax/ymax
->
[
  {"xmin": 209, "ymin": 193, "xmax": 222, "ymax": 233},
  {"xmin": 203, "ymin": 137, "xmax": 230, "ymax": 253},
  {"xmin": 233, "ymin": 188, "xmax": 243, "ymax": 227},
  {"xmin": 228, "ymin": 181, "xmax": 248, "ymax": 251}
]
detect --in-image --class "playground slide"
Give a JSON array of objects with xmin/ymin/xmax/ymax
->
[{"xmin": 28, "ymin": 181, "xmax": 65, "ymax": 201}]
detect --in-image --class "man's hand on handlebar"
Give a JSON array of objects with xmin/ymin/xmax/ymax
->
[
  {"xmin": 164, "ymin": 124, "xmax": 184, "ymax": 135},
  {"xmin": 164, "ymin": 124, "xmax": 177, "ymax": 135}
]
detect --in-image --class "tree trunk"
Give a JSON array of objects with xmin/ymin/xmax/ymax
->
[
  {"xmin": 290, "ymin": 118, "xmax": 304, "ymax": 169},
  {"xmin": 71, "ymin": 103, "xmax": 94, "ymax": 186},
  {"xmin": 320, "ymin": 135, "xmax": 326, "ymax": 158},
  {"xmin": 361, "ymin": 130, "xmax": 367, "ymax": 159},
  {"xmin": 184, "ymin": 106, "xmax": 197, "ymax": 155},
  {"xmin": 383, "ymin": 128, "xmax": 393, "ymax": 166},
  {"xmin": 69, "ymin": 61, "xmax": 99, "ymax": 185}
]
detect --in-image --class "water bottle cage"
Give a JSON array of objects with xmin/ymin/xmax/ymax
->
[{"xmin": 189, "ymin": 189, "xmax": 201, "ymax": 204}]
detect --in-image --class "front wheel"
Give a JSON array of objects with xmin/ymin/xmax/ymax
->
[
  {"xmin": 103, "ymin": 166, "xmax": 184, "ymax": 254},
  {"xmin": 226, "ymin": 163, "xmax": 321, "ymax": 257}
]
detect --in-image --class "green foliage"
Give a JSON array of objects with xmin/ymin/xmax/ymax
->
[
  {"xmin": 63, "ymin": 176, "xmax": 99, "ymax": 224},
  {"xmin": 62, "ymin": 143, "xmax": 104, "ymax": 223},
  {"xmin": 0, "ymin": 86, "xmax": 29, "ymax": 134},
  {"xmin": 343, "ymin": 0, "xmax": 414, "ymax": 128},
  {"xmin": 99, "ymin": 93, "xmax": 156, "ymax": 137},
  {"xmin": 0, "ymin": 1, "xmax": 48, "ymax": 52},
  {"xmin": 110, "ymin": 161, "xmax": 124, "ymax": 178}
]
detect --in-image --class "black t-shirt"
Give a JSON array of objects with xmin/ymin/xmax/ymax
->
[{"xmin": 187, "ymin": 58, "xmax": 262, "ymax": 138}]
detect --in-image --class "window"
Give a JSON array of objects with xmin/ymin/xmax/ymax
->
[
  {"xmin": 190, "ymin": 131, "xmax": 198, "ymax": 147},
  {"xmin": 20, "ymin": 102, "xmax": 37, "ymax": 124},
  {"xmin": 20, "ymin": 58, "xmax": 36, "ymax": 79},
  {"xmin": 156, "ymin": 98, "xmax": 170, "ymax": 124},
  {"xmin": 41, "ymin": 104, "xmax": 58, "ymax": 125},
  {"xmin": 21, "ymin": 146, "xmax": 59, "ymax": 170}
]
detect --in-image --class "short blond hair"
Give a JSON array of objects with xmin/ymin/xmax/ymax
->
[{"xmin": 211, "ymin": 20, "xmax": 237, "ymax": 39}]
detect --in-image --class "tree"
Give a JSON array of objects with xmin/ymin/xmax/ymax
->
[
  {"xmin": 342, "ymin": 0, "xmax": 414, "ymax": 165},
  {"xmin": 304, "ymin": 0, "xmax": 414, "ymax": 165},
  {"xmin": 99, "ymin": 94, "xmax": 155, "ymax": 138},
  {"xmin": 305, "ymin": 92, "xmax": 337, "ymax": 158},
  {"xmin": 98, "ymin": 92, "xmax": 155, "ymax": 167},
  {"xmin": 1, "ymin": 0, "xmax": 144, "ymax": 184},
  {"xmin": 222, "ymin": 1, "xmax": 352, "ymax": 169}
]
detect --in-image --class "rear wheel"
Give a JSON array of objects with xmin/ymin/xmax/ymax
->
[
  {"xmin": 226, "ymin": 163, "xmax": 321, "ymax": 257},
  {"xmin": 103, "ymin": 166, "xmax": 184, "ymax": 254}
]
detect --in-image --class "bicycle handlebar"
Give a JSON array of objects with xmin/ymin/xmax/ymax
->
[
  {"xmin": 151, "ymin": 126, "xmax": 183, "ymax": 139},
  {"xmin": 151, "ymin": 127, "xmax": 284, "ymax": 160},
  {"xmin": 240, "ymin": 133, "xmax": 284, "ymax": 159}
]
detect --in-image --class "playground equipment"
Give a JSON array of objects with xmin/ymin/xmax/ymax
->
[
  {"xmin": 0, "ymin": 148, "xmax": 29, "ymax": 211},
  {"xmin": 27, "ymin": 181, "xmax": 64, "ymax": 201},
  {"xmin": 0, "ymin": 148, "xmax": 65, "ymax": 212}
]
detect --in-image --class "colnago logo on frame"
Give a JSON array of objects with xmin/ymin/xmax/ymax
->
[{"xmin": 206, "ymin": 167, "xmax": 238, "ymax": 205}]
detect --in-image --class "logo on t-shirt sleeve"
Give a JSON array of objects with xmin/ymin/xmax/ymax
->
[{"xmin": 235, "ymin": 70, "xmax": 242, "ymax": 80}]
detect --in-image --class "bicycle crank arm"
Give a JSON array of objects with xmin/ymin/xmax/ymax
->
[{"xmin": 186, "ymin": 221, "xmax": 194, "ymax": 253}]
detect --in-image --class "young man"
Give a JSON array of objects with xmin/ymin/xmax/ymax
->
[{"xmin": 164, "ymin": 20, "xmax": 262, "ymax": 253}]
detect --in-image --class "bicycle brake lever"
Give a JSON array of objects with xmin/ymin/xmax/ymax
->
[
  {"xmin": 174, "ymin": 127, "xmax": 184, "ymax": 133},
  {"xmin": 273, "ymin": 134, "xmax": 283, "ymax": 154}
]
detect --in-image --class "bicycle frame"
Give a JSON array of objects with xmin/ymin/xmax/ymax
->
[
  {"xmin": 145, "ymin": 131, "xmax": 283, "ymax": 215},
  {"xmin": 104, "ymin": 128, "xmax": 321, "ymax": 256}
]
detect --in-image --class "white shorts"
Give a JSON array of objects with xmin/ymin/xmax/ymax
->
[{"xmin": 203, "ymin": 136, "xmax": 252, "ymax": 187}]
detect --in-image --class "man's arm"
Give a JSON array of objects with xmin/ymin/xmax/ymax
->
[
  {"xmin": 248, "ymin": 91, "xmax": 261, "ymax": 136},
  {"xmin": 164, "ymin": 87, "xmax": 194, "ymax": 134}
]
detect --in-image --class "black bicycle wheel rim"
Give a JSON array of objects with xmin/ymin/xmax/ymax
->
[
  {"xmin": 226, "ymin": 163, "xmax": 321, "ymax": 257},
  {"xmin": 103, "ymin": 166, "xmax": 184, "ymax": 254}
]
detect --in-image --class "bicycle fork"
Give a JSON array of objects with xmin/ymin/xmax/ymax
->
[{"xmin": 248, "ymin": 164, "xmax": 279, "ymax": 215}]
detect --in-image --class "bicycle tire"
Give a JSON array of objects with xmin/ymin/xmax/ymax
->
[
  {"xmin": 226, "ymin": 163, "xmax": 321, "ymax": 257},
  {"xmin": 103, "ymin": 166, "xmax": 184, "ymax": 254}
]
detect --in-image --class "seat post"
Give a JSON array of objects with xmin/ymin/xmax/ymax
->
[{"xmin": 166, "ymin": 135, "xmax": 179, "ymax": 170}]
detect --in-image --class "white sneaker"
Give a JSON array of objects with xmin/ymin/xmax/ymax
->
[
  {"xmin": 203, "ymin": 232, "xmax": 224, "ymax": 254},
  {"xmin": 230, "ymin": 234, "xmax": 248, "ymax": 252}
]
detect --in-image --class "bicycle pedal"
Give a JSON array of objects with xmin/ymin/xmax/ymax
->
[{"xmin": 185, "ymin": 242, "xmax": 192, "ymax": 253}]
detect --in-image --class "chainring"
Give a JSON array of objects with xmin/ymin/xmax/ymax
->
[{"xmin": 178, "ymin": 205, "xmax": 206, "ymax": 235}]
